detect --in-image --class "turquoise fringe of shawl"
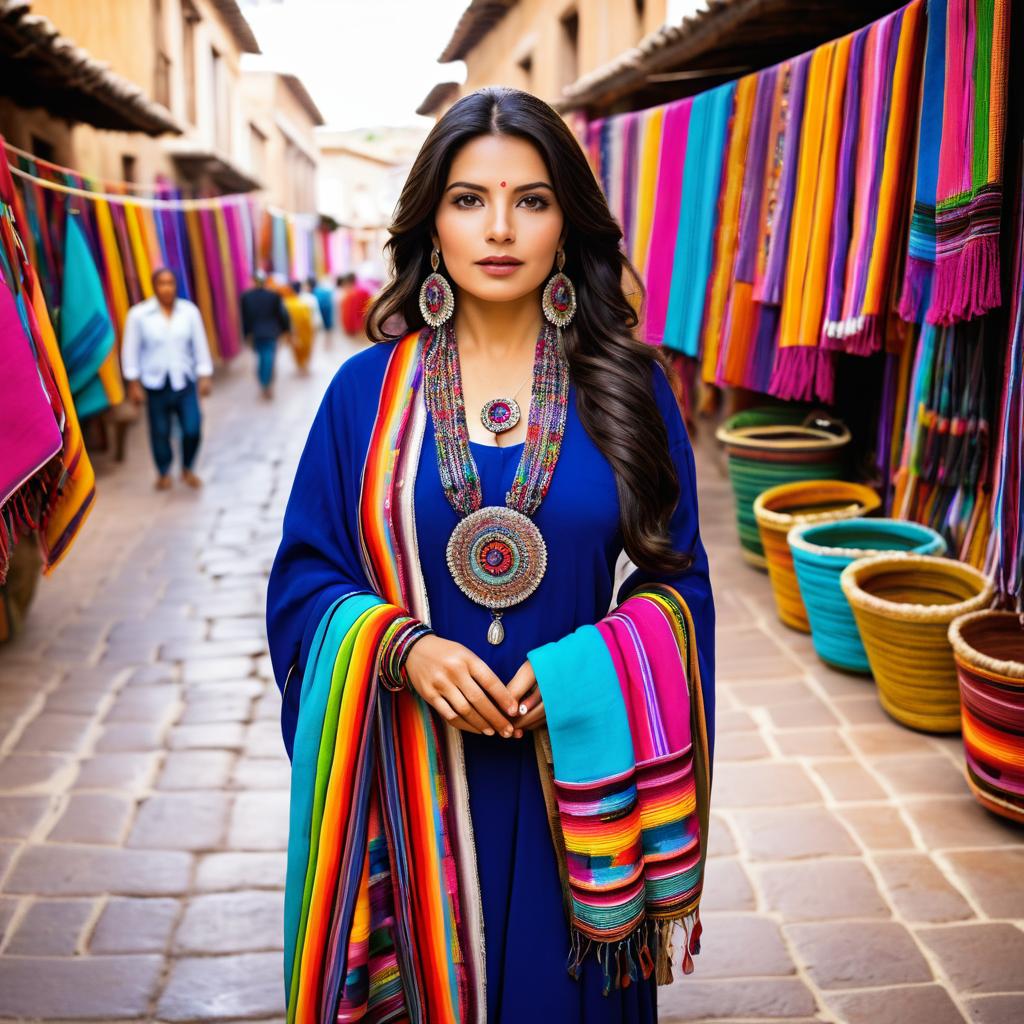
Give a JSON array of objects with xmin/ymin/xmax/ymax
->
[
  {"xmin": 663, "ymin": 82, "xmax": 736, "ymax": 356},
  {"xmin": 789, "ymin": 518, "xmax": 946, "ymax": 673}
]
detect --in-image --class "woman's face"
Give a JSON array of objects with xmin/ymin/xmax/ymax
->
[{"xmin": 433, "ymin": 133, "xmax": 565, "ymax": 305}]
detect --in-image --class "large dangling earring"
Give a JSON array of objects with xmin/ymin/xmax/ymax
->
[
  {"xmin": 419, "ymin": 247, "xmax": 454, "ymax": 328},
  {"xmin": 542, "ymin": 249, "xmax": 576, "ymax": 328}
]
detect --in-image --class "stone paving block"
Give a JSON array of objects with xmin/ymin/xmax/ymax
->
[
  {"xmin": 838, "ymin": 805, "xmax": 917, "ymax": 851},
  {"xmin": 873, "ymin": 754, "xmax": 970, "ymax": 797},
  {"xmin": 0, "ymin": 838, "xmax": 18, "ymax": 878},
  {"xmin": 700, "ymin": 858, "xmax": 756, "ymax": 912},
  {"xmin": 0, "ymin": 794, "xmax": 52, "ymax": 839},
  {"xmin": 874, "ymin": 854, "xmax": 975, "ymax": 924},
  {"xmin": 12, "ymin": 713, "xmax": 94, "ymax": 754},
  {"xmin": 658, "ymin": 977, "xmax": 819, "ymax": 1021},
  {"xmin": 823, "ymin": 985, "xmax": 966, "ymax": 1024},
  {"xmin": 182, "ymin": 657, "xmax": 257, "ymax": 683},
  {"xmin": 713, "ymin": 730, "xmax": 771, "ymax": 762},
  {"xmin": 965, "ymin": 995, "xmax": 1024, "ymax": 1024},
  {"xmin": 160, "ymin": 740, "xmax": 235, "ymax": 784},
  {"xmin": 210, "ymin": 616, "xmax": 268, "ymax": 640},
  {"xmin": 902, "ymin": 797, "xmax": 1024, "ymax": 851},
  {"xmin": 156, "ymin": 950, "xmax": 284, "ymax": 1020},
  {"xmin": 0, "ymin": 953, "xmax": 164, "ymax": 1018},
  {"xmin": 125, "ymin": 663, "xmax": 180, "ymax": 687},
  {"xmin": 5, "ymin": 897, "xmax": 94, "ymax": 955},
  {"xmin": 729, "ymin": 678, "xmax": 815, "ymax": 707},
  {"xmin": 0, "ymin": 753, "xmax": 74, "ymax": 790},
  {"xmin": 692, "ymin": 913, "xmax": 795, "ymax": 978},
  {"xmin": 942, "ymin": 850, "xmax": 1024, "ymax": 919},
  {"xmin": 0, "ymin": 894, "xmax": 18, "ymax": 944},
  {"xmin": 166, "ymin": 721, "xmax": 247, "ymax": 750},
  {"xmin": 94, "ymin": 719, "xmax": 168, "ymax": 753},
  {"xmin": 706, "ymin": 814, "xmax": 737, "ymax": 858},
  {"xmin": 766, "ymin": 699, "xmax": 841, "ymax": 729},
  {"xmin": 178, "ymin": 692, "xmax": 254, "ymax": 724},
  {"xmin": 42, "ymin": 685, "xmax": 115, "ymax": 715},
  {"xmin": 731, "ymin": 806, "xmax": 859, "ymax": 860},
  {"xmin": 90, "ymin": 896, "xmax": 181, "ymax": 953},
  {"xmin": 916, "ymin": 924, "xmax": 1024, "ymax": 994},
  {"xmin": 786, "ymin": 920, "xmax": 933, "ymax": 989},
  {"xmin": 757, "ymin": 859, "xmax": 890, "ymax": 920},
  {"xmin": 73, "ymin": 751, "xmax": 159, "ymax": 791},
  {"xmin": 163, "ymin": 637, "xmax": 267, "ymax": 662},
  {"xmin": 6, "ymin": 844, "xmax": 192, "ymax": 896},
  {"xmin": 104, "ymin": 684, "xmax": 181, "ymax": 724},
  {"xmin": 194, "ymin": 851, "xmax": 286, "ymax": 891},
  {"xmin": 127, "ymin": 791, "xmax": 231, "ymax": 850},
  {"xmin": 846, "ymin": 724, "xmax": 940, "ymax": 757},
  {"xmin": 173, "ymin": 889, "xmax": 284, "ymax": 953},
  {"xmin": 228, "ymin": 790, "xmax": 289, "ymax": 851},
  {"xmin": 772, "ymin": 728, "xmax": 852, "ymax": 758},
  {"xmin": 716, "ymin": 629, "xmax": 801, "ymax": 682},
  {"xmin": 48, "ymin": 792, "xmax": 135, "ymax": 844},
  {"xmin": 232, "ymin": 756, "xmax": 289, "ymax": 790},
  {"xmin": 244, "ymin": 719, "xmax": 286, "ymax": 758},
  {"xmin": 714, "ymin": 708, "xmax": 758, "ymax": 733},
  {"xmin": 711, "ymin": 762, "xmax": 821, "ymax": 809},
  {"xmin": 810, "ymin": 759, "xmax": 888, "ymax": 801}
]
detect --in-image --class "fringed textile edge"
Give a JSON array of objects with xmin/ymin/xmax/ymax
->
[
  {"xmin": 897, "ymin": 254, "xmax": 934, "ymax": 322},
  {"xmin": 927, "ymin": 233, "xmax": 1002, "ymax": 325}
]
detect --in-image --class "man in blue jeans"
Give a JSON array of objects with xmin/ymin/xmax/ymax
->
[
  {"xmin": 240, "ymin": 270, "xmax": 291, "ymax": 400},
  {"xmin": 122, "ymin": 268, "xmax": 213, "ymax": 491}
]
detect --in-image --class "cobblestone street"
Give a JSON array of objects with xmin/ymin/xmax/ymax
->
[{"xmin": 0, "ymin": 336, "xmax": 1022, "ymax": 1024}]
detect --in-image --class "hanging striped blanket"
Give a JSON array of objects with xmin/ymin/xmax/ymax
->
[
  {"xmin": 529, "ymin": 584, "xmax": 711, "ymax": 989},
  {"xmin": 927, "ymin": 0, "xmax": 1009, "ymax": 325}
]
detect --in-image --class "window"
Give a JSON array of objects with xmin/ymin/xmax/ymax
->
[
  {"xmin": 517, "ymin": 52, "xmax": 533, "ymax": 91},
  {"xmin": 211, "ymin": 46, "xmax": 231, "ymax": 153},
  {"xmin": 249, "ymin": 122, "xmax": 267, "ymax": 181},
  {"xmin": 559, "ymin": 9, "xmax": 579, "ymax": 89},
  {"xmin": 182, "ymin": 1, "xmax": 199, "ymax": 125},
  {"xmin": 153, "ymin": 0, "xmax": 171, "ymax": 108},
  {"xmin": 121, "ymin": 155, "xmax": 137, "ymax": 184}
]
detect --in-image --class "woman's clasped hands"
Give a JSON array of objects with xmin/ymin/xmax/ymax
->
[{"xmin": 403, "ymin": 635, "xmax": 546, "ymax": 737}]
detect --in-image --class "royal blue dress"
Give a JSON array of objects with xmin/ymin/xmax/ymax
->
[{"xmin": 267, "ymin": 339, "xmax": 716, "ymax": 1024}]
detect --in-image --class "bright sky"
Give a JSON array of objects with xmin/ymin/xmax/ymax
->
[{"xmin": 240, "ymin": 0, "xmax": 470, "ymax": 130}]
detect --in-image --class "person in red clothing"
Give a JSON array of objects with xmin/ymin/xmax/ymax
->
[{"xmin": 337, "ymin": 272, "xmax": 372, "ymax": 338}]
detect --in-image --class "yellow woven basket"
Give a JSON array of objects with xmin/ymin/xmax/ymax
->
[
  {"xmin": 753, "ymin": 480, "xmax": 881, "ymax": 632},
  {"xmin": 840, "ymin": 554, "xmax": 994, "ymax": 733}
]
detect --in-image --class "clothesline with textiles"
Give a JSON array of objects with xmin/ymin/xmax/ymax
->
[{"xmin": 585, "ymin": 0, "xmax": 1017, "ymax": 604}]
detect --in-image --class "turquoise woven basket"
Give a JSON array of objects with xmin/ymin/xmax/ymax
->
[{"xmin": 788, "ymin": 518, "xmax": 947, "ymax": 673}]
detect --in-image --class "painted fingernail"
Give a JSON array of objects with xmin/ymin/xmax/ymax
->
[
  {"xmin": 502, "ymin": 728, "xmax": 513, "ymax": 738},
  {"xmin": 508, "ymin": 705, "xmax": 518, "ymax": 716},
  {"xmin": 514, "ymin": 730, "xmax": 523, "ymax": 738},
  {"xmin": 519, "ymin": 704, "xmax": 529, "ymax": 716},
  {"xmin": 484, "ymin": 728, "xmax": 495, "ymax": 736}
]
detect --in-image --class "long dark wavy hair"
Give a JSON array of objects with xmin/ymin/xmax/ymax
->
[{"xmin": 366, "ymin": 87, "xmax": 691, "ymax": 574}]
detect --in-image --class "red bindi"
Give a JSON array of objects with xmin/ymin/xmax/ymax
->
[{"xmin": 500, "ymin": 180, "xmax": 507, "ymax": 187}]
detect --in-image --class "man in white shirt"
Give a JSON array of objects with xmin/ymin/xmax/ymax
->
[{"xmin": 122, "ymin": 268, "xmax": 214, "ymax": 491}]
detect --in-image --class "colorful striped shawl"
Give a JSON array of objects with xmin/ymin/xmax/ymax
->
[
  {"xmin": 630, "ymin": 105, "xmax": 665, "ymax": 278},
  {"xmin": 283, "ymin": 332, "xmax": 713, "ymax": 1021},
  {"xmin": 927, "ymin": 0, "xmax": 1009, "ymax": 324},
  {"xmin": 529, "ymin": 584, "xmax": 711, "ymax": 987}
]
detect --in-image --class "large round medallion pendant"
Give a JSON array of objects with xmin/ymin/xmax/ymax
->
[
  {"xmin": 481, "ymin": 398, "xmax": 521, "ymax": 435},
  {"xmin": 446, "ymin": 506, "xmax": 547, "ymax": 614}
]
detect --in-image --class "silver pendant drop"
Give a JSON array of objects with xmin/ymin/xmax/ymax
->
[{"xmin": 487, "ymin": 614, "xmax": 505, "ymax": 646}]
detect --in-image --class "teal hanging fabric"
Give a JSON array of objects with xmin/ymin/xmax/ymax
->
[
  {"xmin": 60, "ymin": 211, "xmax": 115, "ymax": 418},
  {"xmin": 662, "ymin": 82, "xmax": 735, "ymax": 356}
]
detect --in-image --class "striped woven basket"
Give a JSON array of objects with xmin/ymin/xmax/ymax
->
[
  {"xmin": 840, "ymin": 554, "xmax": 994, "ymax": 733},
  {"xmin": 789, "ymin": 519, "xmax": 947, "ymax": 673},
  {"xmin": 754, "ymin": 481, "xmax": 881, "ymax": 632},
  {"xmin": 715, "ymin": 412, "xmax": 850, "ymax": 569},
  {"xmin": 948, "ymin": 610, "xmax": 1024, "ymax": 823}
]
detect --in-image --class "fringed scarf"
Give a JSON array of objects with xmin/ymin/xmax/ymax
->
[
  {"xmin": 770, "ymin": 38, "xmax": 850, "ymax": 403},
  {"xmin": 662, "ymin": 83, "xmax": 735, "ymax": 358},
  {"xmin": 644, "ymin": 98, "xmax": 693, "ymax": 346},
  {"xmin": 898, "ymin": 0, "xmax": 948, "ymax": 321},
  {"xmin": 822, "ymin": 3, "xmax": 926, "ymax": 354},
  {"xmin": 928, "ymin": 0, "xmax": 1009, "ymax": 325},
  {"xmin": 530, "ymin": 584, "xmax": 711, "ymax": 989},
  {"xmin": 716, "ymin": 69, "xmax": 770, "ymax": 387},
  {"xmin": 283, "ymin": 333, "xmax": 712, "ymax": 1022}
]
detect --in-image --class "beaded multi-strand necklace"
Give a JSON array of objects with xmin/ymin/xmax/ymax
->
[{"xmin": 423, "ymin": 319, "xmax": 569, "ymax": 645}]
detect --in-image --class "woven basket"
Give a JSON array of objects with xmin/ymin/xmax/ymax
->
[
  {"xmin": 715, "ymin": 411, "xmax": 850, "ymax": 569},
  {"xmin": 948, "ymin": 610, "xmax": 1024, "ymax": 823},
  {"xmin": 754, "ymin": 481, "xmax": 881, "ymax": 632},
  {"xmin": 840, "ymin": 554, "xmax": 994, "ymax": 733},
  {"xmin": 789, "ymin": 519, "xmax": 947, "ymax": 673}
]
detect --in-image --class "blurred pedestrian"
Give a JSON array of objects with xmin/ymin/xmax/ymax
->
[
  {"xmin": 337, "ymin": 272, "xmax": 372, "ymax": 338},
  {"xmin": 122, "ymin": 267, "xmax": 212, "ymax": 491},
  {"xmin": 241, "ymin": 270, "xmax": 290, "ymax": 400},
  {"xmin": 311, "ymin": 276, "xmax": 335, "ymax": 334},
  {"xmin": 282, "ymin": 281, "xmax": 315, "ymax": 373}
]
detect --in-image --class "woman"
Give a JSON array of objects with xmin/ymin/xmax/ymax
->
[
  {"xmin": 267, "ymin": 87, "xmax": 715, "ymax": 1024},
  {"xmin": 282, "ymin": 280, "xmax": 316, "ymax": 372}
]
